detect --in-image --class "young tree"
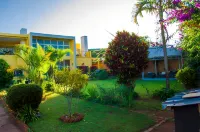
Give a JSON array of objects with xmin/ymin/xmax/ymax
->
[
  {"xmin": 54, "ymin": 69, "xmax": 88, "ymax": 117},
  {"xmin": 105, "ymin": 30, "xmax": 149, "ymax": 106}
]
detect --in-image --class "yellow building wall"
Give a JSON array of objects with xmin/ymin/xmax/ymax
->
[
  {"xmin": 0, "ymin": 55, "xmax": 26, "ymax": 69},
  {"xmin": 77, "ymin": 57, "xmax": 92, "ymax": 67}
]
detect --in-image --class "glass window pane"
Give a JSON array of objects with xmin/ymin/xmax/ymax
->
[
  {"xmin": 58, "ymin": 45, "xmax": 63, "ymax": 49},
  {"xmin": 37, "ymin": 39, "xmax": 44, "ymax": 44},
  {"xmin": 66, "ymin": 53, "xmax": 70, "ymax": 56},
  {"xmin": 40, "ymin": 45, "xmax": 45, "ymax": 49},
  {"xmin": 32, "ymin": 44, "xmax": 37, "ymax": 48},
  {"xmin": 32, "ymin": 39, "xmax": 37, "ymax": 43},
  {"xmin": 64, "ymin": 45, "xmax": 69, "ymax": 49},
  {"xmin": 64, "ymin": 41, "xmax": 69, "ymax": 45},
  {"xmin": 44, "ymin": 40, "xmax": 50, "ymax": 44},
  {"xmin": 52, "ymin": 45, "xmax": 57, "ymax": 49},
  {"xmin": 51, "ymin": 40, "xmax": 57, "ymax": 45},
  {"xmin": 58, "ymin": 41, "xmax": 63, "ymax": 45}
]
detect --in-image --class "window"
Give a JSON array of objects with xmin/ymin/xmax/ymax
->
[
  {"xmin": 64, "ymin": 45, "xmax": 70, "ymax": 49},
  {"xmin": 58, "ymin": 41, "xmax": 63, "ymax": 45},
  {"xmin": 31, "ymin": 39, "xmax": 70, "ymax": 57},
  {"xmin": 57, "ymin": 60, "xmax": 70, "ymax": 70},
  {"xmin": 37, "ymin": 39, "xmax": 44, "ymax": 44},
  {"xmin": 51, "ymin": 40, "xmax": 57, "ymax": 45},
  {"xmin": 32, "ymin": 44, "xmax": 37, "ymax": 48},
  {"xmin": 58, "ymin": 45, "xmax": 63, "ymax": 49},
  {"xmin": 32, "ymin": 39, "xmax": 37, "ymax": 43},
  {"xmin": 44, "ymin": 40, "xmax": 50, "ymax": 44}
]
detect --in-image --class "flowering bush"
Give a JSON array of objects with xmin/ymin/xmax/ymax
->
[{"xmin": 166, "ymin": 0, "xmax": 200, "ymax": 23}]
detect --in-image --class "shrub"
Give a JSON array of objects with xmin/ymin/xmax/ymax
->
[
  {"xmin": 90, "ymin": 66, "xmax": 97, "ymax": 72},
  {"xmin": 90, "ymin": 69, "xmax": 108, "ymax": 80},
  {"xmin": 176, "ymin": 67, "xmax": 196, "ymax": 89},
  {"xmin": 6, "ymin": 84, "xmax": 43, "ymax": 112},
  {"xmin": 86, "ymin": 85, "xmax": 100, "ymax": 100},
  {"xmin": 104, "ymin": 31, "xmax": 148, "ymax": 106},
  {"xmin": 152, "ymin": 87, "xmax": 176, "ymax": 101},
  {"xmin": 97, "ymin": 70, "xmax": 108, "ymax": 80},
  {"xmin": 0, "ymin": 59, "xmax": 14, "ymax": 87},
  {"xmin": 16, "ymin": 105, "xmax": 39, "ymax": 123},
  {"xmin": 42, "ymin": 81, "xmax": 54, "ymax": 92},
  {"xmin": 77, "ymin": 66, "xmax": 89, "ymax": 74}
]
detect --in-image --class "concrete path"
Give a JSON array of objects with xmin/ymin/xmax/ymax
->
[{"xmin": 0, "ymin": 106, "xmax": 21, "ymax": 132}]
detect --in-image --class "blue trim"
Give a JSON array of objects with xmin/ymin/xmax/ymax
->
[
  {"xmin": 162, "ymin": 89, "xmax": 200, "ymax": 109},
  {"xmin": 30, "ymin": 32, "xmax": 75, "ymax": 40},
  {"xmin": 142, "ymin": 78, "xmax": 176, "ymax": 81}
]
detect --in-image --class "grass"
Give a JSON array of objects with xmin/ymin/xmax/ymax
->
[
  {"xmin": 29, "ymin": 93, "xmax": 155, "ymax": 132},
  {"xmin": 85, "ymin": 79, "xmax": 184, "ymax": 97}
]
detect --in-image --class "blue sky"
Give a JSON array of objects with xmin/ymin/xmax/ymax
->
[{"xmin": 0, "ymin": 0, "xmax": 178, "ymax": 48}]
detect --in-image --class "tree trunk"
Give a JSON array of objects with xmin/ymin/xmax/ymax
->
[{"xmin": 159, "ymin": 0, "xmax": 170, "ymax": 89}]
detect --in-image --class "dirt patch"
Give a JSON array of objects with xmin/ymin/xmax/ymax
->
[
  {"xmin": 133, "ymin": 109, "xmax": 175, "ymax": 132},
  {"xmin": 151, "ymin": 120, "xmax": 175, "ymax": 132},
  {"xmin": 60, "ymin": 113, "xmax": 84, "ymax": 123}
]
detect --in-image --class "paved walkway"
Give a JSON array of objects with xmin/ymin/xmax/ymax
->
[{"xmin": 0, "ymin": 105, "xmax": 21, "ymax": 132}]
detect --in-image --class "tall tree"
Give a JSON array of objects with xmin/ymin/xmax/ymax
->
[
  {"xmin": 105, "ymin": 31, "xmax": 149, "ymax": 106},
  {"xmin": 133, "ymin": 0, "xmax": 173, "ymax": 89}
]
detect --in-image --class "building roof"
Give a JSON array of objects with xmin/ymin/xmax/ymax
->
[
  {"xmin": 148, "ymin": 47, "xmax": 182, "ymax": 59},
  {"xmin": 162, "ymin": 89, "xmax": 200, "ymax": 109}
]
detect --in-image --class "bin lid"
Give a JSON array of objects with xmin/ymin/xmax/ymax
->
[{"xmin": 162, "ymin": 89, "xmax": 200, "ymax": 109}]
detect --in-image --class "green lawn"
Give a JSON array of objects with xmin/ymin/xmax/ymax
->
[
  {"xmin": 85, "ymin": 79, "xmax": 184, "ymax": 97},
  {"xmin": 29, "ymin": 93, "xmax": 154, "ymax": 132}
]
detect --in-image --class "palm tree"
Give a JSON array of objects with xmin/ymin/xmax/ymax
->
[
  {"xmin": 133, "ymin": 0, "xmax": 173, "ymax": 89},
  {"xmin": 15, "ymin": 43, "xmax": 71, "ymax": 85}
]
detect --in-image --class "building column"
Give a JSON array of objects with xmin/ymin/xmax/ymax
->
[
  {"xmin": 73, "ymin": 39, "xmax": 77, "ymax": 69},
  {"xmin": 178, "ymin": 57, "xmax": 181, "ymax": 69},
  {"xmin": 154, "ymin": 60, "xmax": 157, "ymax": 76}
]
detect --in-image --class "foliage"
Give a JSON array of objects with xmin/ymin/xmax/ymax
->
[
  {"xmin": 166, "ymin": 0, "xmax": 200, "ymax": 22},
  {"xmin": 90, "ymin": 66, "xmax": 97, "ymax": 72},
  {"xmin": 15, "ymin": 44, "xmax": 71, "ymax": 85},
  {"xmin": 105, "ymin": 30, "xmax": 149, "ymax": 85},
  {"xmin": 6, "ymin": 84, "xmax": 43, "ymax": 112},
  {"xmin": 54, "ymin": 69, "xmax": 88, "ymax": 116},
  {"xmin": 176, "ymin": 67, "xmax": 196, "ymax": 88},
  {"xmin": 84, "ymin": 84, "xmax": 100, "ymax": 100},
  {"xmin": 90, "ymin": 69, "xmax": 108, "ymax": 80},
  {"xmin": 81, "ymin": 83, "xmax": 139, "ymax": 106},
  {"xmin": 77, "ymin": 66, "xmax": 89, "ymax": 74},
  {"xmin": 44, "ymin": 82, "xmax": 54, "ymax": 92},
  {"xmin": 0, "ymin": 59, "xmax": 14, "ymax": 87},
  {"xmin": 55, "ymin": 69, "xmax": 88, "ymax": 95},
  {"xmin": 90, "ymin": 49, "xmax": 106, "ymax": 58},
  {"xmin": 152, "ymin": 87, "xmax": 176, "ymax": 101},
  {"xmin": 16, "ymin": 105, "xmax": 39, "ymax": 123},
  {"xmin": 185, "ymin": 45, "xmax": 200, "ymax": 71}
]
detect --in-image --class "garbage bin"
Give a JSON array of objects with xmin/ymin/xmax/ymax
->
[{"xmin": 162, "ymin": 89, "xmax": 200, "ymax": 132}]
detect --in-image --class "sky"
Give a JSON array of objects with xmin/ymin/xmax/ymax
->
[{"xmin": 0, "ymin": 0, "xmax": 179, "ymax": 49}]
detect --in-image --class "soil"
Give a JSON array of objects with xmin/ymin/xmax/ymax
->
[
  {"xmin": 60, "ymin": 113, "xmax": 84, "ymax": 123},
  {"xmin": 133, "ymin": 110, "xmax": 175, "ymax": 132}
]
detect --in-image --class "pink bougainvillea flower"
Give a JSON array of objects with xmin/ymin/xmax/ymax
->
[
  {"xmin": 195, "ymin": 2, "xmax": 200, "ymax": 9},
  {"xmin": 173, "ymin": 0, "xmax": 181, "ymax": 5}
]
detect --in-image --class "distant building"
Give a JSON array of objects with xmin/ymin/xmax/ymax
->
[
  {"xmin": 143, "ymin": 47, "xmax": 183, "ymax": 79},
  {"xmin": 0, "ymin": 28, "xmax": 93, "ymax": 73}
]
